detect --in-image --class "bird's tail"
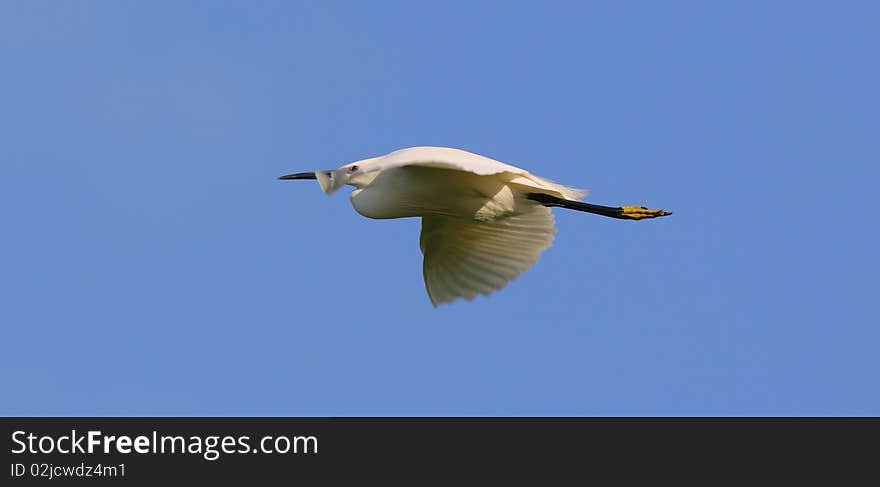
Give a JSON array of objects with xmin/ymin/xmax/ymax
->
[{"xmin": 524, "ymin": 175, "xmax": 588, "ymax": 201}]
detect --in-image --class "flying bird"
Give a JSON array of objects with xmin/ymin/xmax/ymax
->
[{"xmin": 279, "ymin": 146, "xmax": 671, "ymax": 306}]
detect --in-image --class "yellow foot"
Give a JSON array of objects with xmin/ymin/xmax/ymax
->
[{"xmin": 619, "ymin": 205, "xmax": 673, "ymax": 220}]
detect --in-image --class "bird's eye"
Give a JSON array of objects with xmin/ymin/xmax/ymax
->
[{"xmin": 349, "ymin": 165, "xmax": 359, "ymax": 173}]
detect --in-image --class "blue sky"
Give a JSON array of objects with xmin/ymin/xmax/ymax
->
[{"xmin": 2, "ymin": 1, "xmax": 878, "ymax": 415}]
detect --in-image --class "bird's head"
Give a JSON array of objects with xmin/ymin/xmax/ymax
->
[{"xmin": 278, "ymin": 159, "xmax": 379, "ymax": 194}]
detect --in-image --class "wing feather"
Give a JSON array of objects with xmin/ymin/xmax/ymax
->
[
  {"xmin": 419, "ymin": 206, "xmax": 557, "ymax": 306},
  {"xmin": 369, "ymin": 146, "xmax": 587, "ymax": 201}
]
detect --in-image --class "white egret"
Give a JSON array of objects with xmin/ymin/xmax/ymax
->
[{"xmin": 280, "ymin": 146, "xmax": 670, "ymax": 306}]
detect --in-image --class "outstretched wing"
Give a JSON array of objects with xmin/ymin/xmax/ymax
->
[
  {"xmin": 369, "ymin": 146, "xmax": 586, "ymax": 201},
  {"xmin": 419, "ymin": 206, "xmax": 557, "ymax": 306},
  {"xmin": 377, "ymin": 146, "xmax": 526, "ymax": 175}
]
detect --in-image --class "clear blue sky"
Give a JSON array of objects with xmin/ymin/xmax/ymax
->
[{"xmin": 2, "ymin": 1, "xmax": 878, "ymax": 415}]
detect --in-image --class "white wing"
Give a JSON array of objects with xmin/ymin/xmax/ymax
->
[
  {"xmin": 419, "ymin": 206, "xmax": 557, "ymax": 306},
  {"xmin": 367, "ymin": 146, "xmax": 587, "ymax": 201},
  {"xmin": 377, "ymin": 146, "xmax": 526, "ymax": 175}
]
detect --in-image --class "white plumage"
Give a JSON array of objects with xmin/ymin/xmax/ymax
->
[
  {"xmin": 420, "ymin": 205, "xmax": 556, "ymax": 306},
  {"xmin": 280, "ymin": 146, "xmax": 670, "ymax": 306},
  {"xmin": 366, "ymin": 146, "xmax": 587, "ymax": 200}
]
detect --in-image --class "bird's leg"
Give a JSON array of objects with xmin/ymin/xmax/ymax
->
[{"xmin": 526, "ymin": 193, "xmax": 672, "ymax": 220}]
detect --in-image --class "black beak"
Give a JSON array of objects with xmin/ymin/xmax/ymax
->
[{"xmin": 278, "ymin": 172, "xmax": 318, "ymax": 180}]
